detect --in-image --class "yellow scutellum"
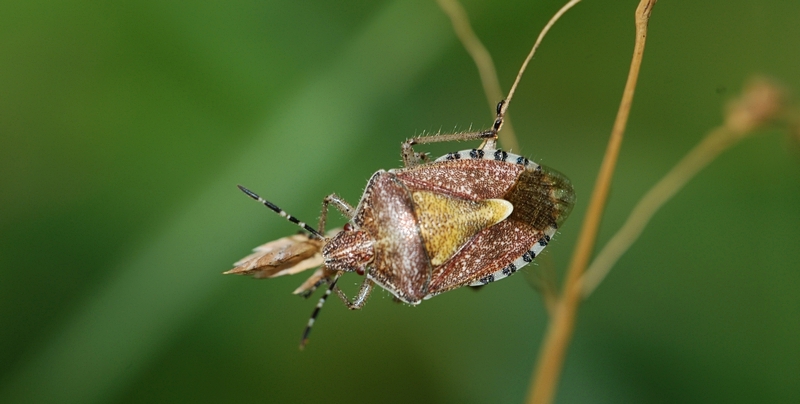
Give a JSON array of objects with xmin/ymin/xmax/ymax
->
[{"xmin": 413, "ymin": 191, "xmax": 512, "ymax": 266}]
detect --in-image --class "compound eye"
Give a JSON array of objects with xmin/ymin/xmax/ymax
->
[
  {"xmin": 355, "ymin": 266, "xmax": 365, "ymax": 276},
  {"xmin": 343, "ymin": 223, "xmax": 353, "ymax": 231}
]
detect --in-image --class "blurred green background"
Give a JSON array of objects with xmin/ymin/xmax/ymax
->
[{"xmin": 1, "ymin": 0, "xmax": 798, "ymax": 403}]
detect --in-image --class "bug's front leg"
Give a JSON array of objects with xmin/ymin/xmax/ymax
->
[
  {"xmin": 334, "ymin": 278, "xmax": 374, "ymax": 310},
  {"xmin": 317, "ymin": 193, "xmax": 356, "ymax": 234}
]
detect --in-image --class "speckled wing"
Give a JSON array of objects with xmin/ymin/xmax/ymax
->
[
  {"xmin": 426, "ymin": 219, "xmax": 542, "ymax": 296},
  {"xmin": 393, "ymin": 149, "xmax": 575, "ymax": 297},
  {"xmin": 392, "ymin": 159, "xmax": 523, "ymax": 201}
]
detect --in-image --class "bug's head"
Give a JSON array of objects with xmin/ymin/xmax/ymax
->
[{"xmin": 322, "ymin": 224, "xmax": 374, "ymax": 275}]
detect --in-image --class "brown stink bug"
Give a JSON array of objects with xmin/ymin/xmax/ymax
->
[{"xmin": 227, "ymin": 100, "xmax": 575, "ymax": 348}]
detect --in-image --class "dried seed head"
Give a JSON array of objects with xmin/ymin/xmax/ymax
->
[
  {"xmin": 724, "ymin": 77, "xmax": 786, "ymax": 135},
  {"xmin": 225, "ymin": 234, "xmax": 323, "ymax": 279}
]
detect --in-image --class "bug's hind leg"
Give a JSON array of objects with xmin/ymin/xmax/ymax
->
[
  {"xmin": 401, "ymin": 100, "xmax": 508, "ymax": 167},
  {"xmin": 402, "ymin": 130, "xmax": 496, "ymax": 167}
]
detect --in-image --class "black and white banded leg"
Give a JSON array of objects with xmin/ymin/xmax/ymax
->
[
  {"xmin": 297, "ymin": 276, "xmax": 329, "ymax": 299},
  {"xmin": 300, "ymin": 274, "xmax": 340, "ymax": 349},
  {"xmin": 298, "ymin": 273, "xmax": 372, "ymax": 347},
  {"xmin": 298, "ymin": 265, "xmax": 372, "ymax": 349}
]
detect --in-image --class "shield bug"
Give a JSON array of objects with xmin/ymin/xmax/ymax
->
[{"xmin": 227, "ymin": 100, "xmax": 575, "ymax": 348}]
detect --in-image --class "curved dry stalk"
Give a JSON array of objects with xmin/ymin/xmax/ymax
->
[
  {"xmin": 438, "ymin": 0, "xmax": 583, "ymax": 151},
  {"xmin": 581, "ymin": 78, "xmax": 787, "ymax": 297},
  {"xmin": 502, "ymin": 0, "xmax": 583, "ymax": 115},
  {"xmin": 436, "ymin": 0, "xmax": 518, "ymax": 151},
  {"xmin": 525, "ymin": 1, "xmax": 657, "ymax": 404}
]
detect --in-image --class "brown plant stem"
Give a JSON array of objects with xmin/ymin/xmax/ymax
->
[{"xmin": 525, "ymin": 1, "xmax": 657, "ymax": 404}]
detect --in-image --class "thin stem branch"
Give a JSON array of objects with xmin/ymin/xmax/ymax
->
[
  {"xmin": 525, "ymin": 2, "xmax": 657, "ymax": 404},
  {"xmin": 581, "ymin": 127, "xmax": 737, "ymax": 296},
  {"xmin": 502, "ymin": 0, "xmax": 582, "ymax": 115},
  {"xmin": 581, "ymin": 78, "xmax": 787, "ymax": 297}
]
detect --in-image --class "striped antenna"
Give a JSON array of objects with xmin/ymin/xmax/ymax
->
[
  {"xmin": 299, "ymin": 273, "xmax": 340, "ymax": 350},
  {"xmin": 237, "ymin": 185, "xmax": 324, "ymax": 240}
]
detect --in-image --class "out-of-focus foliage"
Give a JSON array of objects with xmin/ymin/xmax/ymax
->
[{"xmin": 0, "ymin": 1, "xmax": 798, "ymax": 403}]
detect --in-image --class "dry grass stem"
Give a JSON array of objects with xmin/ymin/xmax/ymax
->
[
  {"xmin": 503, "ymin": 0, "xmax": 583, "ymax": 114},
  {"xmin": 526, "ymin": 1, "xmax": 657, "ymax": 404},
  {"xmin": 581, "ymin": 78, "xmax": 787, "ymax": 297},
  {"xmin": 436, "ymin": 0, "xmax": 518, "ymax": 151}
]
